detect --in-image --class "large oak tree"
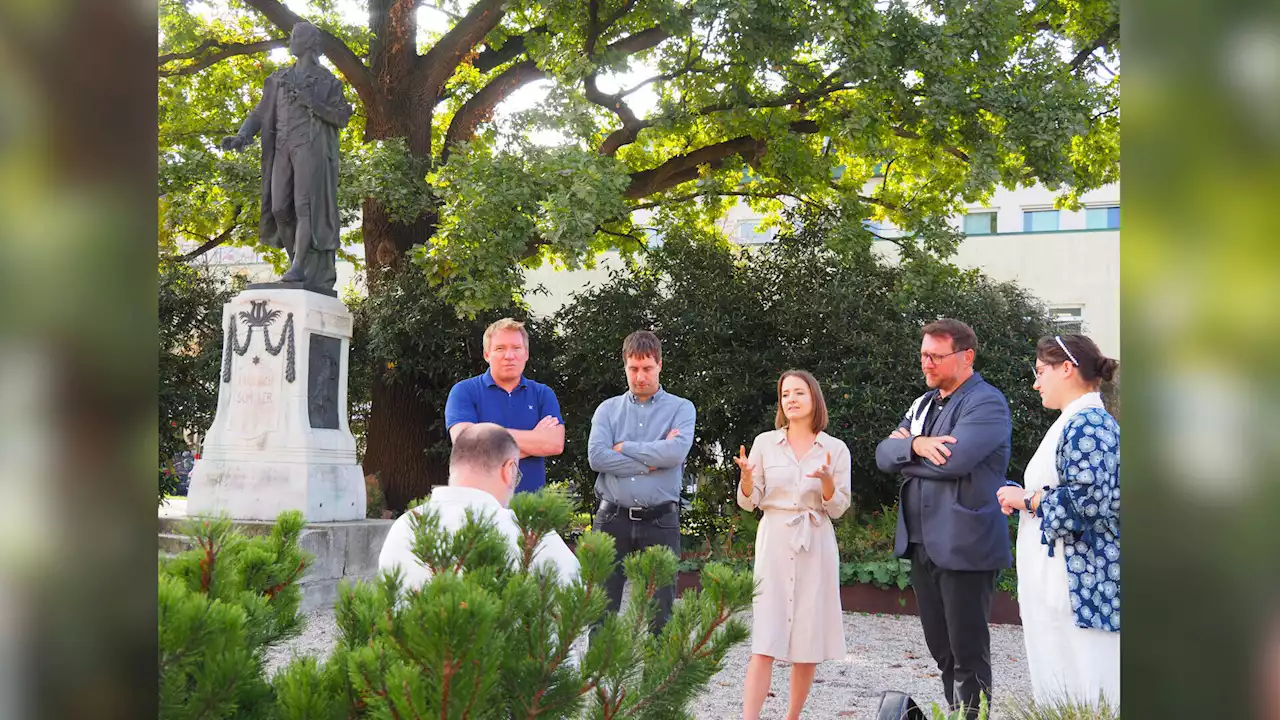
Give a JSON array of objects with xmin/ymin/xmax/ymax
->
[{"xmin": 159, "ymin": 0, "xmax": 1118, "ymax": 507}]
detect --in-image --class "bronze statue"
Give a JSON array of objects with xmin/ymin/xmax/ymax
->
[{"xmin": 222, "ymin": 22, "xmax": 351, "ymax": 291}]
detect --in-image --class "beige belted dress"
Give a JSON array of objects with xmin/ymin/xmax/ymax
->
[{"xmin": 737, "ymin": 429, "xmax": 852, "ymax": 663}]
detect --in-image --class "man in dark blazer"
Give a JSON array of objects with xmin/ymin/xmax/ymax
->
[{"xmin": 876, "ymin": 319, "xmax": 1012, "ymax": 719}]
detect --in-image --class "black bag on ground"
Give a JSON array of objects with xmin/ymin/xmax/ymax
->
[{"xmin": 875, "ymin": 690, "xmax": 926, "ymax": 720}]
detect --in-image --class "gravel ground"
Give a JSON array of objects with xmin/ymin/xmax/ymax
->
[{"xmin": 266, "ymin": 607, "xmax": 1029, "ymax": 719}]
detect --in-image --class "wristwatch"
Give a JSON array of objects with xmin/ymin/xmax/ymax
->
[{"xmin": 1023, "ymin": 488, "xmax": 1037, "ymax": 513}]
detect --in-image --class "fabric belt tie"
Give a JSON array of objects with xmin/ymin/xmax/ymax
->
[{"xmin": 785, "ymin": 509, "xmax": 823, "ymax": 553}]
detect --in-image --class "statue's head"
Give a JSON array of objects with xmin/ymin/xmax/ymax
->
[{"xmin": 290, "ymin": 22, "xmax": 322, "ymax": 58}]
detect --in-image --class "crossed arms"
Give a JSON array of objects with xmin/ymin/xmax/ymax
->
[
  {"xmin": 588, "ymin": 399, "xmax": 696, "ymax": 476},
  {"xmin": 875, "ymin": 393, "xmax": 1010, "ymax": 480},
  {"xmin": 449, "ymin": 417, "xmax": 565, "ymax": 459}
]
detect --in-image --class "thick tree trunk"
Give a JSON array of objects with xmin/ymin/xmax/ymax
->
[
  {"xmin": 358, "ymin": 194, "xmax": 447, "ymax": 511},
  {"xmin": 362, "ymin": 373, "xmax": 450, "ymax": 511}
]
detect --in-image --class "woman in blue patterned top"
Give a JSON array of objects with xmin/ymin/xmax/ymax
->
[{"xmin": 996, "ymin": 334, "xmax": 1120, "ymax": 708}]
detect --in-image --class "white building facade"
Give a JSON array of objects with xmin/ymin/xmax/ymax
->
[{"xmin": 527, "ymin": 182, "xmax": 1120, "ymax": 358}]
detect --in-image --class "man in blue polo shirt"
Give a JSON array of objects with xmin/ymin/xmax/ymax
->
[{"xmin": 444, "ymin": 318, "xmax": 564, "ymax": 494}]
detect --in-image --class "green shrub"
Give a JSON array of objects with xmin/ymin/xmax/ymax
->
[
  {"xmin": 835, "ymin": 504, "xmax": 900, "ymax": 564},
  {"xmin": 157, "ymin": 258, "xmax": 243, "ymax": 502},
  {"xmin": 272, "ymin": 488, "xmax": 755, "ymax": 719},
  {"xmin": 158, "ymin": 492, "xmax": 756, "ymax": 718},
  {"xmin": 158, "ymin": 511, "xmax": 311, "ymax": 719},
  {"xmin": 546, "ymin": 230, "xmax": 1059, "ymax": 539}
]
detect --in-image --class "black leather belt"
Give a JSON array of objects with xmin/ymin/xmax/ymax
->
[{"xmin": 599, "ymin": 500, "xmax": 679, "ymax": 522}]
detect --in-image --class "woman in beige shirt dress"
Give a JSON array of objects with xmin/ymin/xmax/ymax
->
[{"xmin": 736, "ymin": 370, "xmax": 852, "ymax": 720}]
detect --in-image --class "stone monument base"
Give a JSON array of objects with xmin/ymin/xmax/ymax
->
[
  {"xmin": 160, "ymin": 499, "xmax": 392, "ymax": 613},
  {"xmin": 188, "ymin": 458, "xmax": 364, "ymax": 523},
  {"xmin": 187, "ymin": 286, "xmax": 365, "ymax": 522}
]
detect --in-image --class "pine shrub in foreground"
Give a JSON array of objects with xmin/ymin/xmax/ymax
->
[{"xmin": 158, "ymin": 491, "xmax": 756, "ymax": 719}]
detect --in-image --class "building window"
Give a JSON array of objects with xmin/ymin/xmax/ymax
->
[
  {"xmin": 963, "ymin": 211, "xmax": 998, "ymax": 235},
  {"xmin": 1049, "ymin": 306, "xmax": 1084, "ymax": 334},
  {"xmin": 737, "ymin": 219, "xmax": 777, "ymax": 244},
  {"xmin": 1023, "ymin": 210, "xmax": 1060, "ymax": 232},
  {"xmin": 1086, "ymin": 205, "xmax": 1120, "ymax": 229}
]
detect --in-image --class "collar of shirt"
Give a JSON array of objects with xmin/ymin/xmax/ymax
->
[
  {"xmin": 429, "ymin": 484, "xmax": 505, "ymax": 511},
  {"xmin": 626, "ymin": 386, "xmax": 666, "ymax": 405},
  {"xmin": 1061, "ymin": 390, "xmax": 1105, "ymax": 417},
  {"xmin": 934, "ymin": 370, "xmax": 985, "ymax": 402},
  {"xmin": 482, "ymin": 369, "xmax": 528, "ymax": 390},
  {"xmin": 771, "ymin": 429, "xmax": 834, "ymax": 447}
]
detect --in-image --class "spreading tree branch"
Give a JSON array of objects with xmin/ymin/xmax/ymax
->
[
  {"xmin": 602, "ymin": 0, "xmax": 641, "ymax": 39},
  {"xmin": 585, "ymin": 0, "xmax": 603, "ymax": 56},
  {"xmin": 1090, "ymin": 105, "xmax": 1119, "ymax": 122},
  {"xmin": 601, "ymin": 78, "xmax": 850, "ymax": 156},
  {"xmin": 629, "ymin": 190, "xmax": 814, "ymax": 211},
  {"xmin": 443, "ymin": 24, "xmax": 672, "ymax": 157},
  {"xmin": 584, "ymin": 0, "xmax": 640, "ymax": 56},
  {"xmin": 441, "ymin": 60, "xmax": 546, "ymax": 161},
  {"xmin": 582, "ymin": 0, "xmax": 665, "ymax": 146},
  {"xmin": 585, "ymin": 74, "xmax": 642, "ymax": 135},
  {"xmin": 179, "ymin": 204, "xmax": 246, "ymax": 261},
  {"xmin": 473, "ymin": 25, "xmax": 548, "ymax": 73},
  {"xmin": 158, "ymin": 38, "xmax": 288, "ymax": 77},
  {"xmin": 891, "ymin": 127, "xmax": 971, "ymax": 163},
  {"xmin": 415, "ymin": 0, "xmax": 507, "ymax": 102},
  {"xmin": 624, "ymin": 120, "xmax": 819, "ymax": 199},
  {"xmin": 1070, "ymin": 22, "xmax": 1120, "ymax": 70}
]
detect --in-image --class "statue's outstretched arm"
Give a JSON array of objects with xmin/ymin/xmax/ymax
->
[{"xmin": 221, "ymin": 79, "xmax": 270, "ymax": 151}]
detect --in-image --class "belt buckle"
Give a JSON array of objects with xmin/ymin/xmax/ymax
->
[{"xmin": 628, "ymin": 506, "xmax": 644, "ymax": 522}]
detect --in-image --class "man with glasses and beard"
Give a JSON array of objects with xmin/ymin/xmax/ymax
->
[{"xmin": 876, "ymin": 319, "xmax": 1013, "ymax": 719}]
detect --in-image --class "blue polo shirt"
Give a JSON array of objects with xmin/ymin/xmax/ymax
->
[{"xmin": 443, "ymin": 370, "xmax": 563, "ymax": 493}]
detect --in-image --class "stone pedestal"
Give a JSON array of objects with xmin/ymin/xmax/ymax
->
[{"xmin": 188, "ymin": 287, "xmax": 366, "ymax": 522}]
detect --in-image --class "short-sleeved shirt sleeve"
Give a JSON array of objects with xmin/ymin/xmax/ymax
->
[
  {"xmin": 444, "ymin": 378, "xmax": 480, "ymax": 431},
  {"xmin": 537, "ymin": 385, "xmax": 563, "ymax": 424}
]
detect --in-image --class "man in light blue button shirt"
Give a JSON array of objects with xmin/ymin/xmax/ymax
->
[{"xmin": 588, "ymin": 330, "xmax": 696, "ymax": 632}]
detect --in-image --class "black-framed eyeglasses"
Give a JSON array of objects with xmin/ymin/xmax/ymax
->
[
  {"xmin": 921, "ymin": 349, "xmax": 966, "ymax": 366},
  {"xmin": 509, "ymin": 459, "xmax": 523, "ymax": 486}
]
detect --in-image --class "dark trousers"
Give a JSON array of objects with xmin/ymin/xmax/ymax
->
[
  {"xmin": 909, "ymin": 543, "xmax": 996, "ymax": 719},
  {"xmin": 593, "ymin": 503, "xmax": 681, "ymax": 634}
]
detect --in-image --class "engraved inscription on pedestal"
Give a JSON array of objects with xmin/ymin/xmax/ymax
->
[
  {"xmin": 308, "ymin": 335, "xmax": 341, "ymax": 430},
  {"xmin": 227, "ymin": 353, "xmax": 282, "ymax": 437}
]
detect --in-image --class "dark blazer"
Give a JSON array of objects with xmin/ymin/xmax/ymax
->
[{"xmin": 875, "ymin": 372, "xmax": 1013, "ymax": 571}]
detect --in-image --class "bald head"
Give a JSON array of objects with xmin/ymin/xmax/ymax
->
[
  {"xmin": 449, "ymin": 423, "xmax": 521, "ymax": 504},
  {"xmin": 451, "ymin": 423, "xmax": 519, "ymax": 472}
]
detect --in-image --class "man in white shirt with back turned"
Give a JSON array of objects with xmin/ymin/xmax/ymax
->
[{"xmin": 377, "ymin": 423, "xmax": 580, "ymax": 590}]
